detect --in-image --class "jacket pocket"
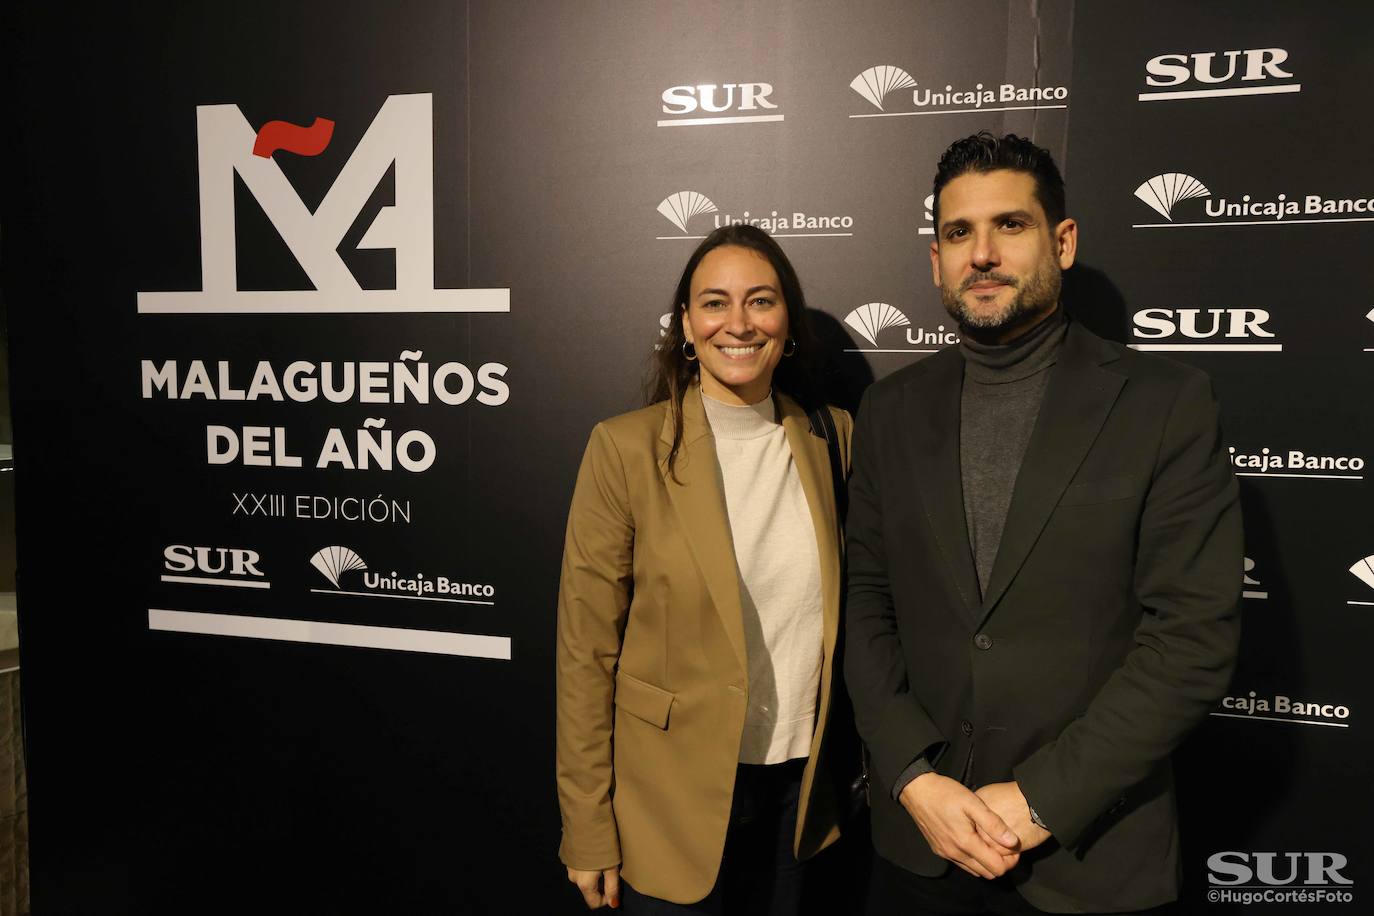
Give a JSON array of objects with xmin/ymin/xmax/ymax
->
[
  {"xmin": 614, "ymin": 670, "xmax": 675, "ymax": 730},
  {"xmin": 1058, "ymin": 475, "xmax": 1136, "ymax": 507}
]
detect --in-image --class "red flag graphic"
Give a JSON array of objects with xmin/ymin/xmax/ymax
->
[{"xmin": 252, "ymin": 116, "xmax": 335, "ymax": 159}]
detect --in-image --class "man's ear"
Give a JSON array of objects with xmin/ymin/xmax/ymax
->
[
  {"xmin": 929, "ymin": 240, "xmax": 942, "ymax": 288},
  {"xmin": 1055, "ymin": 218, "xmax": 1078, "ymax": 270}
]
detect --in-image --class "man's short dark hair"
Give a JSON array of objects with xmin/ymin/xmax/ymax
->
[{"xmin": 932, "ymin": 132, "xmax": 1066, "ymax": 229}]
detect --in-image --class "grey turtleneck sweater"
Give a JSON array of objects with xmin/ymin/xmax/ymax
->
[
  {"xmin": 960, "ymin": 307, "xmax": 1068, "ymax": 597},
  {"xmin": 892, "ymin": 306, "xmax": 1067, "ymax": 799}
]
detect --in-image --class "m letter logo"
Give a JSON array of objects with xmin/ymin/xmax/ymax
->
[{"xmin": 137, "ymin": 93, "xmax": 508, "ymax": 315}]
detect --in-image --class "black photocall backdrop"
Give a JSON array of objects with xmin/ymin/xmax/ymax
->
[{"xmin": 3, "ymin": 1, "xmax": 1369, "ymax": 912}]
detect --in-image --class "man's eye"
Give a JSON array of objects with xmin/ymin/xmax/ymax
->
[
  {"xmin": 946, "ymin": 228, "xmax": 967, "ymax": 240},
  {"xmin": 1002, "ymin": 219, "xmax": 1025, "ymax": 230}
]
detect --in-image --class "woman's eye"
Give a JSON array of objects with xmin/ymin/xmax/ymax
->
[{"xmin": 750, "ymin": 297, "xmax": 775, "ymax": 308}]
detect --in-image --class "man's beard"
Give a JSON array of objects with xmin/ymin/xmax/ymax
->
[{"xmin": 940, "ymin": 257, "xmax": 1062, "ymax": 336}]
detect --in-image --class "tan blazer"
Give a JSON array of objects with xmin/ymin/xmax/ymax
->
[{"xmin": 555, "ymin": 384, "xmax": 853, "ymax": 904}]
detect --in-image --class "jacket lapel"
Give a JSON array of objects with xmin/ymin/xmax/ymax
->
[
  {"xmin": 976, "ymin": 322, "xmax": 1125, "ymax": 625},
  {"xmin": 904, "ymin": 354, "xmax": 982, "ymax": 622},
  {"xmin": 778, "ymin": 396, "xmax": 840, "ymax": 680},
  {"xmin": 659, "ymin": 386, "xmax": 749, "ymax": 674}
]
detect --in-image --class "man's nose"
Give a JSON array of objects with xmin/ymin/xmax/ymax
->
[{"xmin": 970, "ymin": 230, "xmax": 1000, "ymax": 271}]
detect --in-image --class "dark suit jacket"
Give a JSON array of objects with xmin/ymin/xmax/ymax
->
[{"xmin": 844, "ymin": 320, "xmax": 1242, "ymax": 912}]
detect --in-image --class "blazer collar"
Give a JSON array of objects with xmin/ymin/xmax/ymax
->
[
  {"xmin": 902, "ymin": 320, "xmax": 1125, "ymax": 627},
  {"xmin": 902, "ymin": 350, "xmax": 982, "ymax": 624},
  {"xmin": 778, "ymin": 396, "xmax": 842, "ymax": 678},
  {"xmin": 977, "ymin": 320, "xmax": 1125, "ymax": 624},
  {"xmin": 656, "ymin": 384, "xmax": 842, "ymax": 678}
]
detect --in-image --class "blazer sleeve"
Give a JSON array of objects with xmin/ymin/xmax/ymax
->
[
  {"xmin": 556, "ymin": 422, "xmax": 635, "ymax": 870},
  {"xmin": 843, "ymin": 389, "xmax": 947, "ymax": 793},
  {"xmin": 1014, "ymin": 371, "xmax": 1243, "ymax": 848}
]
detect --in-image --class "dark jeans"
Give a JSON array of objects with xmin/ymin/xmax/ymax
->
[
  {"xmin": 621, "ymin": 758, "xmax": 807, "ymax": 916},
  {"xmin": 865, "ymin": 854, "xmax": 1178, "ymax": 916}
]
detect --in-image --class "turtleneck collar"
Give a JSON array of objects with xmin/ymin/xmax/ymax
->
[
  {"xmin": 960, "ymin": 306, "xmax": 1068, "ymax": 385},
  {"xmin": 701, "ymin": 389, "xmax": 779, "ymax": 440}
]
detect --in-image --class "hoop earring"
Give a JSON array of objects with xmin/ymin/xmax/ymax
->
[
  {"xmin": 782, "ymin": 337, "xmax": 797, "ymax": 357},
  {"xmin": 682, "ymin": 340, "xmax": 698, "ymax": 361}
]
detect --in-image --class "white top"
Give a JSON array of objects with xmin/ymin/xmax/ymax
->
[{"xmin": 701, "ymin": 391, "xmax": 824, "ymax": 765}]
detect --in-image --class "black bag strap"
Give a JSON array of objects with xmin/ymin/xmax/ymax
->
[
  {"xmin": 809, "ymin": 405, "xmax": 847, "ymax": 528},
  {"xmin": 809, "ymin": 405, "xmax": 870, "ymax": 809}
]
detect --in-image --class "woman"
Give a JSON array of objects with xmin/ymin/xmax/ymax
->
[{"xmin": 556, "ymin": 225, "xmax": 856, "ymax": 914}]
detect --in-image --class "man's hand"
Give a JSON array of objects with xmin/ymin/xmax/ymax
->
[
  {"xmin": 567, "ymin": 866, "xmax": 620, "ymax": 909},
  {"xmin": 898, "ymin": 772, "xmax": 1021, "ymax": 879},
  {"xmin": 975, "ymin": 781, "xmax": 1051, "ymax": 853}
]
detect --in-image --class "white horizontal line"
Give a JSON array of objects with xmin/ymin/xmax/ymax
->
[
  {"xmin": 1129, "ymin": 343, "xmax": 1283, "ymax": 352},
  {"xmin": 656, "ymin": 114, "xmax": 784, "ymax": 127},
  {"xmin": 844, "ymin": 348, "xmax": 940, "ymax": 353},
  {"xmin": 136, "ymin": 289, "xmax": 511, "ymax": 314},
  {"xmin": 0, "ymin": 665, "xmax": 18, "ymax": 675},
  {"xmin": 148, "ymin": 608, "xmax": 511, "ymax": 660},
  {"xmin": 1138, "ymin": 84, "xmax": 1301, "ymax": 102},
  {"xmin": 161, "ymin": 574, "xmax": 270, "ymax": 589},
  {"xmin": 1235, "ymin": 472, "xmax": 1364, "ymax": 480},
  {"xmin": 1243, "ymin": 591, "xmax": 1268, "ymax": 599},
  {"xmin": 1364, "ymin": 349, "xmax": 1374, "ymax": 352},
  {"xmin": 918, "ymin": 228, "xmax": 934, "ymax": 235},
  {"xmin": 1209, "ymin": 712, "xmax": 1348, "ymax": 727},
  {"xmin": 850, "ymin": 104, "xmax": 1068, "ymax": 118},
  {"xmin": 656, "ymin": 233, "xmax": 852, "ymax": 240},
  {"xmin": 1349, "ymin": 600, "xmax": 1374, "ymax": 606},
  {"xmin": 1133, "ymin": 216, "xmax": 1374, "ymax": 228},
  {"xmin": 309, "ymin": 587, "xmax": 494, "ymax": 606}
]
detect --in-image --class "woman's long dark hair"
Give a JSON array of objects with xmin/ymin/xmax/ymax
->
[{"xmin": 647, "ymin": 224, "xmax": 822, "ymax": 476}]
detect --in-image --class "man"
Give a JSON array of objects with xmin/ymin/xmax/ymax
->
[{"xmin": 845, "ymin": 132, "xmax": 1241, "ymax": 914}]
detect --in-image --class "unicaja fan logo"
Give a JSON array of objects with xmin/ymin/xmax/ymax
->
[
  {"xmin": 845, "ymin": 303, "xmax": 910, "ymax": 346},
  {"xmin": 137, "ymin": 93, "xmax": 508, "ymax": 315},
  {"xmin": 657, "ymin": 191, "xmax": 719, "ymax": 233},
  {"xmin": 656, "ymin": 191, "xmax": 856, "ymax": 240},
  {"xmin": 309, "ymin": 546, "xmax": 495, "ymax": 605},
  {"xmin": 1133, "ymin": 173, "xmax": 1211, "ymax": 221},
  {"xmin": 1352, "ymin": 554, "xmax": 1374, "ymax": 589},
  {"xmin": 1134, "ymin": 171, "xmax": 1374, "ymax": 228},
  {"xmin": 310, "ymin": 546, "xmax": 367, "ymax": 589},
  {"xmin": 1350, "ymin": 553, "xmax": 1374, "ymax": 608},
  {"xmin": 843, "ymin": 303, "xmax": 958, "ymax": 354},
  {"xmin": 848, "ymin": 63, "xmax": 1067, "ymax": 118},
  {"xmin": 850, "ymin": 65, "xmax": 918, "ymax": 111}
]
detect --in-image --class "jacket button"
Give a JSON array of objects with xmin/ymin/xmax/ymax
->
[
  {"xmin": 961, "ymin": 720, "xmax": 973, "ymax": 736},
  {"xmin": 974, "ymin": 633, "xmax": 993, "ymax": 650}
]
